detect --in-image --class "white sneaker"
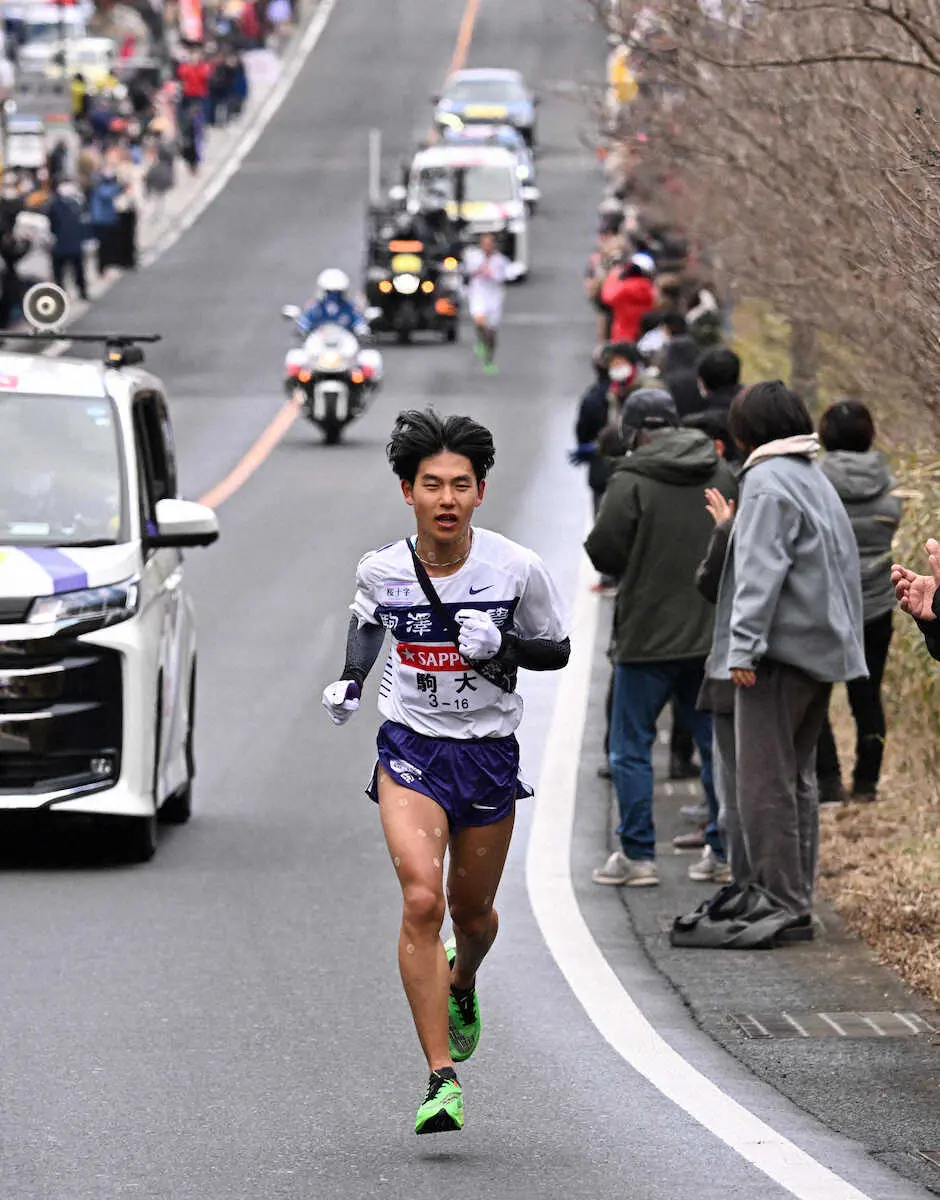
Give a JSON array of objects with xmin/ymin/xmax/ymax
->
[
  {"xmin": 688, "ymin": 845, "xmax": 732, "ymax": 883},
  {"xmin": 592, "ymin": 851, "xmax": 659, "ymax": 887}
]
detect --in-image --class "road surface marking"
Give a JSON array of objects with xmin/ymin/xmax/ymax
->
[
  {"xmin": 527, "ymin": 548, "xmax": 876, "ymax": 1200},
  {"xmin": 199, "ymin": 393, "xmax": 303, "ymax": 509}
]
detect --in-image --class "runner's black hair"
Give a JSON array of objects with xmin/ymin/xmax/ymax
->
[{"xmin": 387, "ymin": 409, "xmax": 496, "ymax": 484}]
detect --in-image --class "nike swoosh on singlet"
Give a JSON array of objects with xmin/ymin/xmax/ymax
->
[{"xmin": 468, "ymin": 585, "xmax": 493, "ymax": 595}]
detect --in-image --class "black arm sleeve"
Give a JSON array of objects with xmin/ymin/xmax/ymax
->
[
  {"xmin": 340, "ymin": 615, "xmax": 386, "ymax": 686},
  {"xmin": 695, "ymin": 519, "xmax": 733, "ymax": 606},
  {"xmin": 496, "ymin": 632, "xmax": 571, "ymax": 672},
  {"xmin": 915, "ymin": 617, "xmax": 940, "ymax": 662}
]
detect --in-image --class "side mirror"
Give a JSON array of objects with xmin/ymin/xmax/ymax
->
[
  {"xmin": 430, "ymin": 93, "xmax": 440, "ymax": 104},
  {"xmin": 522, "ymin": 185, "xmax": 541, "ymax": 205},
  {"xmin": 365, "ymin": 306, "xmax": 383, "ymax": 322},
  {"xmin": 149, "ymin": 498, "xmax": 219, "ymax": 548},
  {"xmin": 387, "ymin": 184, "xmax": 407, "ymax": 205},
  {"xmin": 506, "ymin": 261, "xmax": 525, "ymax": 282},
  {"xmin": 281, "ymin": 304, "xmax": 302, "ymax": 321}
]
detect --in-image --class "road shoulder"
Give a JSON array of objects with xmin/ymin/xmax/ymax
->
[{"xmin": 574, "ymin": 595, "xmax": 940, "ymax": 1199}]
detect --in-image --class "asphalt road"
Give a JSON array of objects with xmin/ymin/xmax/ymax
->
[{"xmin": 0, "ymin": 3, "xmax": 934, "ymax": 1199}]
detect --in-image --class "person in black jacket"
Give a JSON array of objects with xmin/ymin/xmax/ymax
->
[
  {"xmin": 570, "ymin": 341, "xmax": 639, "ymax": 517},
  {"xmin": 663, "ymin": 333, "xmax": 703, "ymax": 418},
  {"xmin": 697, "ymin": 347, "xmax": 742, "ymax": 412},
  {"xmin": 892, "ymin": 539, "xmax": 940, "ymax": 660}
]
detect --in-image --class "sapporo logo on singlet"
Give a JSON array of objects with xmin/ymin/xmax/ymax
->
[{"xmin": 396, "ymin": 643, "xmax": 469, "ymax": 672}]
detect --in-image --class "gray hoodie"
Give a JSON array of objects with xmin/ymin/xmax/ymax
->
[
  {"xmin": 819, "ymin": 450, "xmax": 902, "ymax": 624},
  {"xmin": 710, "ymin": 434, "xmax": 867, "ymax": 683}
]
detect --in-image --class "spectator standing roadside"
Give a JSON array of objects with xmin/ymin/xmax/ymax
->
[
  {"xmin": 600, "ymin": 252, "xmax": 656, "ymax": 344},
  {"xmin": 88, "ymin": 164, "xmax": 125, "ymax": 275},
  {"xmin": 707, "ymin": 382, "xmax": 867, "ymax": 942},
  {"xmin": 816, "ymin": 400, "xmax": 902, "ymax": 804},
  {"xmin": 585, "ymin": 389, "xmax": 736, "ymax": 887},
  {"xmin": 662, "ymin": 332, "xmax": 703, "ymax": 418},
  {"xmin": 696, "ymin": 346, "xmax": 741, "ymax": 413},
  {"xmin": 46, "ymin": 180, "xmax": 89, "ymax": 300},
  {"xmin": 892, "ymin": 540, "xmax": 940, "ymax": 660},
  {"xmin": 584, "ymin": 224, "xmax": 624, "ymax": 345}
]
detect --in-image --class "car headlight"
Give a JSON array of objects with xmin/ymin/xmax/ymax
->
[
  {"xmin": 28, "ymin": 577, "xmax": 139, "ymax": 633},
  {"xmin": 509, "ymin": 219, "xmax": 526, "ymax": 234},
  {"xmin": 393, "ymin": 273, "xmax": 421, "ymax": 295}
]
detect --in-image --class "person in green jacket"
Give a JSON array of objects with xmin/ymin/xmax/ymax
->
[{"xmin": 585, "ymin": 388, "xmax": 737, "ymax": 888}]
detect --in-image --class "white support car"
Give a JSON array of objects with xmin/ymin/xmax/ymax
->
[
  {"xmin": 406, "ymin": 143, "xmax": 532, "ymax": 278},
  {"xmin": 0, "ymin": 345, "xmax": 218, "ymax": 862}
]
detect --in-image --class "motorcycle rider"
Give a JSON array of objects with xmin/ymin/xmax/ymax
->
[
  {"xmin": 298, "ymin": 268, "xmax": 370, "ymax": 337},
  {"xmin": 398, "ymin": 187, "xmax": 460, "ymax": 260}
]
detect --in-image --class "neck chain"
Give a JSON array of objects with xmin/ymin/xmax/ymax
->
[{"xmin": 414, "ymin": 530, "xmax": 472, "ymax": 568}]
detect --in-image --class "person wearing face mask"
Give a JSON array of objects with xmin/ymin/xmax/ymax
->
[{"xmin": 569, "ymin": 341, "xmax": 640, "ymax": 518}]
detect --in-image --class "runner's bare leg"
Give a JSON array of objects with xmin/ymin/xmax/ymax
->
[
  {"xmin": 447, "ymin": 810, "xmax": 515, "ymax": 991},
  {"xmin": 378, "ymin": 767, "xmax": 452, "ymax": 1070}
]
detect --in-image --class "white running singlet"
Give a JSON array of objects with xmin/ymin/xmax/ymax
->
[
  {"xmin": 350, "ymin": 528, "xmax": 568, "ymax": 739},
  {"xmin": 463, "ymin": 247, "xmax": 510, "ymax": 326}
]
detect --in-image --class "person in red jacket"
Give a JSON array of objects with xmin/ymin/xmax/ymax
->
[{"xmin": 601, "ymin": 252, "xmax": 656, "ymax": 344}]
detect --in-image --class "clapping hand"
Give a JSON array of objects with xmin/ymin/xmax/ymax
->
[
  {"xmin": 705, "ymin": 487, "xmax": 735, "ymax": 525},
  {"xmin": 891, "ymin": 538, "xmax": 940, "ymax": 621}
]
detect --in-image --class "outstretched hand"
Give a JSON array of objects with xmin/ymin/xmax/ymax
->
[
  {"xmin": 891, "ymin": 538, "xmax": 940, "ymax": 621},
  {"xmin": 705, "ymin": 487, "xmax": 735, "ymax": 526}
]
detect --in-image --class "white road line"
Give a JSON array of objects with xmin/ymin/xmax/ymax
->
[
  {"xmin": 783, "ymin": 1011, "xmax": 811, "ymax": 1037},
  {"xmin": 893, "ymin": 1012, "xmax": 922, "ymax": 1034},
  {"xmin": 860, "ymin": 1016, "xmax": 886, "ymax": 1037},
  {"xmin": 38, "ymin": 0, "xmax": 340, "ymax": 360},
  {"xmin": 819, "ymin": 1013, "xmax": 848, "ymax": 1037},
  {"xmin": 526, "ymin": 548, "xmax": 876, "ymax": 1200}
]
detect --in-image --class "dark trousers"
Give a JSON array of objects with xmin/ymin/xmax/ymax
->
[
  {"xmin": 817, "ymin": 611, "xmax": 893, "ymax": 794},
  {"xmin": 735, "ymin": 659, "xmax": 831, "ymax": 915},
  {"xmin": 94, "ymin": 223, "xmax": 119, "ymax": 273},
  {"xmin": 52, "ymin": 252, "xmax": 87, "ymax": 299}
]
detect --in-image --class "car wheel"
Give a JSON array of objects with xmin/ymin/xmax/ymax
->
[
  {"xmin": 111, "ymin": 813, "xmax": 158, "ymax": 863},
  {"xmin": 445, "ymin": 322, "xmax": 458, "ymax": 344},
  {"xmin": 159, "ymin": 664, "xmax": 195, "ymax": 826},
  {"xmin": 109, "ymin": 682, "xmax": 163, "ymax": 862}
]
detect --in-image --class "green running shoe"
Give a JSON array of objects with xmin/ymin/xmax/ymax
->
[
  {"xmin": 483, "ymin": 360, "xmax": 499, "ymax": 376},
  {"xmin": 444, "ymin": 936, "xmax": 481, "ymax": 1062},
  {"xmin": 415, "ymin": 1071, "xmax": 463, "ymax": 1135}
]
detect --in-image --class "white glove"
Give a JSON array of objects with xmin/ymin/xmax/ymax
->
[
  {"xmin": 322, "ymin": 679, "xmax": 361, "ymax": 725},
  {"xmin": 455, "ymin": 609, "xmax": 503, "ymax": 662}
]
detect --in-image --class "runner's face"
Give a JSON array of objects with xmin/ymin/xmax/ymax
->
[{"xmin": 402, "ymin": 451, "xmax": 484, "ymax": 546}]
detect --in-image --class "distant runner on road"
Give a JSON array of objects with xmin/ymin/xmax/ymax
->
[
  {"xmin": 463, "ymin": 232, "xmax": 511, "ymax": 375},
  {"xmin": 322, "ymin": 409, "xmax": 570, "ymax": 1134}
]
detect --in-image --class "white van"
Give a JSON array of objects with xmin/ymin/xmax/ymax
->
[
  {"xmin": 407, "ymin": 143, "xmax": 532, "ymax": 278},
  {"xmin": 0, "ymin": 344, "xmax": 218, "ymax": 862}
]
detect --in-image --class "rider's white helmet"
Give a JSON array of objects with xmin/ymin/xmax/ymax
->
[{"xmin": 317, "ymin": 268, "xmax": 350, "ymax": 298}]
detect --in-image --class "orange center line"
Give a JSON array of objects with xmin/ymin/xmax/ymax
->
[
  {"xmin": 449, "ymin": 0, "xmax": 480, "ymax": 76},
  {"xmin": 197, "ymin": 0, "xmax": 481, "ymax": 510},
  {"xmin": 199, "ymin": 394, "xmax": 303, "ymax": 508}
]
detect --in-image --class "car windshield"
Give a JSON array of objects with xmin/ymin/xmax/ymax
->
[
  {"xmin": 447, "ymin": 78, "xmax": 526, "ymax": 104},
  {"xmin": 0, "ymin": 394, "xmax": 126, "ymax": 546},
  {"xmin": 418, "ymin": 166, "xmax": 516, "ymax": 205},
  {"xmin": 21, "ymin": 19, "xmax": 83, "ymax": 44}
]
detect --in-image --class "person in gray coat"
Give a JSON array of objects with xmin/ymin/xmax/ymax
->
[
  {"xmin": 710, "ymin": 381, "xmax": 867, "ymax": 936},
  {"xmin": 815, "ymin": 400, "xmax": 902, "ymax": 803}
]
